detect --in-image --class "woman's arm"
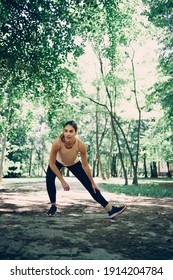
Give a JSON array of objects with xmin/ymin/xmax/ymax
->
[
  {"xmin": 79, "ymin": 141, "xmax": 100, "ymax": 192},
  {"xmin": 49, "ymin": 139, "xmax": 70, "ymax": 191}
]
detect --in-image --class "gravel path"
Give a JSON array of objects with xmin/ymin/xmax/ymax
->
[{"xmin": 0, "ymin": 178, "xmax": 173, "ymax": 260}]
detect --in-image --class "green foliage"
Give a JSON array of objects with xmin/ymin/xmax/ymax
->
[
  {"xmin": 143, "ymin": 0, "xmax": 173, "ymax": 124},
  {"xmin": 0, "ymin": 0, "xmax": 172, "ymax": 180},
  {"xmin": 142, "ymin": 0, "xmax": 173, "ymax": 32},
  {"xmin": 1, "ymin": 0, "xmax": 78, "ymax": 70},
  {"xmin": 3, "ymin": 102, "xmax": 33, "ymax": 177},
  {"xmin": 0, "ymin": 0, "xmax": 87, "ymax": 106}
]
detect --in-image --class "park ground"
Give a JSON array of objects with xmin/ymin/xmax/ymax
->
[{"xmin": 0, "ymin": 177, "xmax": 173, "ymax": 260}]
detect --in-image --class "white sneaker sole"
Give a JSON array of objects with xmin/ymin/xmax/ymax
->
[
  {"xmin": 47, "ymin": 213, "xmax": 56, "ymax": 217},
  {"xmin": 109, "ymin": 206, "xmax": 127, "ymax": 218}
]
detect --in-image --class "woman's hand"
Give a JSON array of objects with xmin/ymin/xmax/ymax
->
[
  {"xmin": 92, "ymin": 182, "xmax": 100, "ymax": 193},
  {"xmin": 61, "ymin": 180, "xmax": 70, "ymax": 191}
]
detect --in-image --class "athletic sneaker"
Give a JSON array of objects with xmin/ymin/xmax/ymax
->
[
  {"xmin": 47, "ymin": 205, "xmax": 57, "ymax": 216},
  {"xmin": 108, "ymin": 205, "xmax": 127, "ymax": 218}
]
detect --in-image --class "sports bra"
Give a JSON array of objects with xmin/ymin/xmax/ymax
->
[{"xmin": 56, "ymin": 138, "xmax": 80, "ymax": 166}]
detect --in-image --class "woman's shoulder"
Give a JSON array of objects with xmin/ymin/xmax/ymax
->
[
  {"xmin": 77, "ymin": 138, "xmax": 86, "ymax": 151},
  {"xmin": 52, "ymin": 137, "xmax": 62, "ymax": 149}
]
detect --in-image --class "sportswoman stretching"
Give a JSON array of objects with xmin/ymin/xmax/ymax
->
[{"xmin": 46, "ymin": 120, "xmax": 127, "ymax": 218}]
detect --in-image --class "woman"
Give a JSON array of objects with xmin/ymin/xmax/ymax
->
[{"xmin": 46, "ymin": 120, "xmax": 127, "ymax": 218}]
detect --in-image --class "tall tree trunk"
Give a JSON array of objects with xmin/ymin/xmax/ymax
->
[
  {"xmin": 98, "ymin": 155, "xmax": 106, "ymax": 180},
  {"xmin": 0, "ymin": 100, "xmax": 13, "ymax": 185},
  {"xmin": 129, "ymin": 48, "xmax": 141, "ymax": 185},
  {"xmin": 111, "ymin": 117, "xmax": 128, "ymax": 185},
  {"xmin": 107, "ymin": 129, "xmax": 114, "ymax": 179},
  {"xmin": 158, "ymin": 161, "xmax": 161, "ymax": 176},
  {"xmin": 66, "ymin": 168, "xmax": 70, "ymax": 177},
  {"xmin": 150, "ymin": 161, "xmax": 158, "ymax": 178},
  {"xmin": 95, "ymin": 91, "xmax": 106, "ymax": 180},
  {"xmin": 111, "ymin": 154, "xmax": 117, "ymax": 177},
  {"xmin": 0, "ymin": 134, "xmax": 7, "ymax": 185},
  {"xmin": 29, "ymin": 148, "xmax": 33, "ymax": 177},
  {"xmin": 92, "ymin": 158, "xmax": 96, "ymax": 177},
  {"xmin": 132, "ymin": 166, "xmax": 138, "ymax": 185},
  {"xmin": 166, "ymin": 161, "xmax": 172, "ymax": 178},
  {"xmin": 35, "ymin": 148, "xmax": 47, "ymax": 174},
  {"xmin": 95, "ymin": 105, "xmax": 100, "ymax": 177},
  {"xmin": 143, "ymin": 155, "xmax": 148, "ymax": 178}
]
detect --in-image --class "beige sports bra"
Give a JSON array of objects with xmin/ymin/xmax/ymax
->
[{"xmin": 56, "ymin": 138, "xmax": 80, "ymax": 166}]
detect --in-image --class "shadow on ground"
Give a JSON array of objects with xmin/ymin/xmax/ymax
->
[{"xmin": 0, "ymin": 180, "xmax": 173, "ymax": 260}]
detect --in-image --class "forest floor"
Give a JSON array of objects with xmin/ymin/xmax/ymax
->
[{"xmin": 0, "ymin": 177, "xmax": 173, "ymax": 260}]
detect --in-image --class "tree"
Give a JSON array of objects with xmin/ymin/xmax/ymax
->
[
  {"xmin": 83, "ymin": 0, "xmax": 155, "ymax": 185},
  {"xmin": 143, "ymin": 0, "xmax": 173, "ymax": 125},
  {"xmin": 141, "ymin": 0, "xmax": 173, "ymax": 175},
  {"xmin": 0, "ymin": 0, "xmax": 88, "ymax": 181},
  {"xmin": 0, "ymin": 82, "xmax": 24, "ymax": 182}
]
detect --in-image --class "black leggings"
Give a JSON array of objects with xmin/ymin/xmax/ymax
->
[{"xmin": 46, "ymin": 161, "xmax": 108, "ymax": 208}]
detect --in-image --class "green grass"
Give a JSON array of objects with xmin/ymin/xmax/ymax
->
[
  {"xmin": 2, "ymin": 177, "xmax": 45, "ymax": 186},
  {"xmin": 1, "ymin": 177, "xmax": 173, "ymax": 198},
  {"xmin": 99, "ymin": 181, "xmax": 173, "ymax": 198}
]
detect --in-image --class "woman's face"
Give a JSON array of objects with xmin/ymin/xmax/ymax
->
[{"xmin": 63, "ymin": 125, "xmax": 77, "ymax": 143}]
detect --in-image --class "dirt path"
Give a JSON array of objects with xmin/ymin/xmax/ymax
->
[{"xmin": 0, "ymin": 178, "xmax": 173, "ymax": 260}]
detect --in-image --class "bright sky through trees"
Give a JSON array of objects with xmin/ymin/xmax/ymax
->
[{"xmin": 77, "ymin": 38, "xmax": 162, "ymax": 120}]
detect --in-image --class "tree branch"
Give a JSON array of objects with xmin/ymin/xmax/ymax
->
[{"xmin": 84, "ymin": 95, "xmax": 109, "ymax": 111}]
